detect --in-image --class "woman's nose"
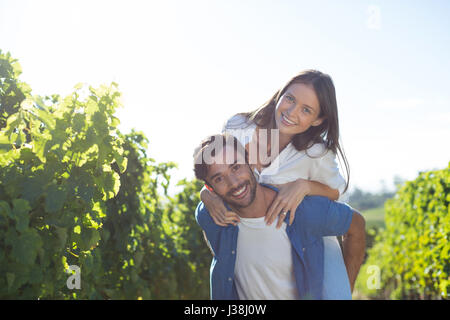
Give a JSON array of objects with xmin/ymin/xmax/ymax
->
[{"xmin": 286, "ymin": 103, "xmax": 298, "ymax": 116}]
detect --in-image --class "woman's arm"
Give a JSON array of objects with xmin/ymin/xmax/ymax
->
[
  {"xmin": 273, "ymin": 179, "xmax": 339, "ymax": 199},
  {"xmin": 307, "ymin": 179, "xmax": 339, "ymax": 200},
  {"xmin": 309, "ymin": 147, "xmax": 347, "ymax": 201},
  {"xmin": 265, "ymin": 144, "xmax": 347, "ymax": 228},
  {"xmin": 266, "ymin": 179, "xmax": 339, "ymax": 228}
]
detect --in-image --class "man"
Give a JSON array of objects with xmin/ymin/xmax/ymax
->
[{"xmin": 193, "ymin": 133, "xmax": 366, "ymax": 300}]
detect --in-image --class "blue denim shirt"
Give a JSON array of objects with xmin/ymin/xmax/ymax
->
[{"xmin": 195, "ymin": 184, "xmax": 354, "ymax": 300}]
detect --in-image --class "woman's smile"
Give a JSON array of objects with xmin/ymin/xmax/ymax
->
[{"xmin": 281, "ymin": 113, "xmax": 297, "ymax": 126}]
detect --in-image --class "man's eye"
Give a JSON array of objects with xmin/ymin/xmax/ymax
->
[{"xmin": 232, "ymin": 164, "xmax": 241, "ymax": 171}]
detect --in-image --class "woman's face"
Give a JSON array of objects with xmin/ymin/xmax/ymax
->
[{"xmin": 274, "ymin": 82, "xmax": 323, "ymax": 136}]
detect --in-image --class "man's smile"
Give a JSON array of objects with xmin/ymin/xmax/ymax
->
[{"xmin": 230, "ymin": 183, "xmax": 249, "ymax": 199}]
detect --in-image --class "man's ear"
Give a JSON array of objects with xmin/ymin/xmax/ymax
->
[{"xmin": 311, "ymin": 117, "xmax": 324, "ymax": 127}]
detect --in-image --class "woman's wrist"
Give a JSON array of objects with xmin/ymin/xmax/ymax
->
[
  {"xmin": 297, "ymin": 179, "xmax": 312, "ymax": 196},
  {"xmin": 200, "ymin": 187, "xmax": 210, "ymax": 203}
]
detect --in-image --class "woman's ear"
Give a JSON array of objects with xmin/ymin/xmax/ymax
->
[{"xmin": 311, "ymin": 117, "xmax": 324, "ymax": 127}]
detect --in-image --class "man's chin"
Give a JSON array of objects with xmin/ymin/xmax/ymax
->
[
  {"xmin": 224, "ymin": 194, "xmax": 253, "ymax": 209},
  {"xmin": 225, "ymin": 192, "xmax": 255, "ymax": 209}
]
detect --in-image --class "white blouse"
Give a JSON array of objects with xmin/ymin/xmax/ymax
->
[{"xmin": 221, "ymin": 114, "xmax": 347, "ymax": 198}]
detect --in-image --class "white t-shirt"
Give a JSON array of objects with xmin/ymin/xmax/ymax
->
[{"xmin": 234, "ymin": 216, "xmax": 300, "ymax": 300}]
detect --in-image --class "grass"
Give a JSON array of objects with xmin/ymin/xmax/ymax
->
[{"xmin": 361, "ymin": 206, "xmax": 385, "ymax": 229}]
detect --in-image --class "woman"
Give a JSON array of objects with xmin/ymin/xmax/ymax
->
[{"xmin": 200, "ymin": 69, "xmax": 352, "ymax": 299}]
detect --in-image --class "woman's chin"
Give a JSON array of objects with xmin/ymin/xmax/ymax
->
[
  {"xmin": 275, "ymin": 118, "xmax": 301, "ymax": 136},
  {"xmin": 278, "ymin": 125, "xmax": 296, "ymax": 135}
]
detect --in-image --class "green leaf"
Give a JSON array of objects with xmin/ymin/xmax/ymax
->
[
  {"xmin": 11, "ymin": 199, "xmax": 31, "ymax": 232},
  {"xmin": 72, "ymin": 113, "xmax": 85, "ymax": 134},
  {"xmin": 19, "ymin": 147, "xmax": 36, "ymax": 162},
  {"xmin": 5, "ymin": 113, "xmax": 21, "ymax": 131},
  {"xmin": 33, "ymin": 136, "xmax": 48, "ymax": 163},
  {"xmin": 84, "ymin": 126, "xmax": 97, "ymax": 149},
  {"xmin": 21, "ymin": 176, "xmax": 46, "ymax": 206},
  {"xmin": 102, "ymin": 171, "xmax": 121, "ymax": 200},
  {"xmin": 85, "ymin": 98, "xmax": 99, "ymax": 116},
  {"xmin": 78, "ymin": 184, "xmax": 94, "ymax": 204},
  {"xmin": 0, "ymin": 131, "xmax": 12, "ymax": 151},
  {"xmin": 53, "ymin": 225, "xmax": 68, "ymax": 250},
  {"xmin": 11, "ymin": 228, "xmax": 42, "ymax": 265},
  {"xmin": 0, "ymin": 200, "xmax": 11, "ymax": 219},
  {"xmin": 6, "ymin": 273, "xmax": 15, "ymax": 291},
  {"xmin": 28, "ymin": 266, "xmax": 43, "ymax": 284},
  {"xmin": 32, "ymin": 104, "xmax": 55, "ymax": 129},
  {"xmin": 113, "ymin": 149, "xmax": 128, "ymax": 174},
  {"xmin": 45, "ymin": 184, "xmax": 68, "ymax": 213},
  {"xmin": 86, "ymin": 228, "xmax": 100, "ymax": 250}
]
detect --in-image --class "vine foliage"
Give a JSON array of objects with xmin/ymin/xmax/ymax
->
[{"xmin": 0, "ymin": 50, "xmax": 210, "ymax": 299}]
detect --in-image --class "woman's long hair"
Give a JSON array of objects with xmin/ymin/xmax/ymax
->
[{"xmin": 237, "ymin": 69, "xmax": 350, "ymax": 193}]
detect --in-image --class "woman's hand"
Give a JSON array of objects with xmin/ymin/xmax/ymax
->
[
  {"xmin": 265, "ymin": 179, "xmax": 311, "ymax": 228},
  {"xmin": 200, "ymin": 187, "xmax": 241, "ymax": 227}
]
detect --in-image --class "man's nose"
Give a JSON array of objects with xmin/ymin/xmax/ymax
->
[{"xmin": 226, "ymin": 174, "xmax": 240, "ymax": 189}]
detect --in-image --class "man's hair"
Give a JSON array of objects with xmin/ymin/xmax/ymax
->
[{"xmin": 193, "ymin": 133, "xmax": 248, "ymax": 185}]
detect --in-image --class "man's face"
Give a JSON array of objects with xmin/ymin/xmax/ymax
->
[{"xmin": 205, "ymin": 145, "xmax": 257, "ymax": 209}]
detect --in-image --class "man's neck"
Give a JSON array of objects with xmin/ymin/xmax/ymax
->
[{"xmin": 230, "ymin": 184, "xmax": 277, "ymax": 219}]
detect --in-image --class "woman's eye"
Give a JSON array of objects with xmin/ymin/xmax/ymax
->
[
  {"xmin": 214, "ymin": 177, "xmax": 222, "ymax": 183},
  {"xmin": 303, "ymin": 107, "xmax": 311, "ymax": 114},
  {"xmin": 285, "ymin": 95, "xmax": 294, "ymax": 102}
]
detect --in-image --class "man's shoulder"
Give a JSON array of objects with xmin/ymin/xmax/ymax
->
[
  {"xmin": 195, "ymin": 201, "xmax": 208, "ymax": 221},
  {"xmin": 196, "ymin": 200, "xmax": 206, "ymax": 212},
  {"xmin": 298, "ymin": 195, "xmax": 331, "ymax": 211},
  {"xmin": 294, "ymin": 196, "xmax": 349, "ymax": 223},
  {"xmin": 290, "ymin": 196, "xmax": 328, "ymax": 225},
  {"xmin": 293, "ymin": 196, "xmax": 354, "ymax": 235},
  {"xmin": 195, "ymin": 201, "xmax": 224, "ymax": 232}
]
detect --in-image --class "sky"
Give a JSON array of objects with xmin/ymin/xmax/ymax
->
[{"xmin": 1, "ymin": 0, "xmax": 449, "ymax": 194}]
